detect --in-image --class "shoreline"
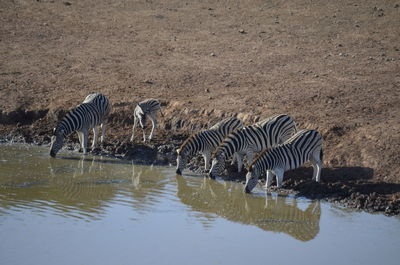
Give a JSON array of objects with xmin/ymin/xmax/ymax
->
[{"xmin": 1, "ymin": 128, "xmax": 399, "ymax": 216}]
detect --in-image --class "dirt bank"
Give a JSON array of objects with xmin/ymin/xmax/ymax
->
[{"xmin": 1, "ymin": 0, "xmax": 399, "ymax": 215}]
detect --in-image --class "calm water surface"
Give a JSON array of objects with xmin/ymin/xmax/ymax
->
[{"xmin": 0, "ymin": 144, "xmax": 399, "ymax": 265}]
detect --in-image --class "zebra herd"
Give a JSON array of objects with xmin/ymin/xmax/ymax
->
[{"xmin": 50, "ymin": 93, "xmax": 323, "ymax": 193}]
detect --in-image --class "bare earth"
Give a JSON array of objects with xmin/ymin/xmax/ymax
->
[{"xmin": 1, "ymin": 0, "xmax": 399, "ymax": 214}]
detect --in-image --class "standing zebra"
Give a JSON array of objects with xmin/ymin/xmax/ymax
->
[
  {"xmin": 208, "ymin": 114, "xmax": 297, "ymax": 179},
  {"xmin": 131, "ymin": 99, "xmax": 163, "ymax": 142},
  {"xmin": 50, "ymin": 93, "xmax": 111, "ymax": 157},
  {"xmin": 244, "ymin": 129, "xmax": 323, "ymax": 193},
  {"xmin": 176, "ymin": 117, "xmax": 243, "ymax": 175}
]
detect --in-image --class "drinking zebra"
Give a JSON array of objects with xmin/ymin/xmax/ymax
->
[
  {"xmin": 131, "ymin": 99, "xmax": 163, "ymax": 142},
  {"xmin": 208, "ymin": 114, "xmax": 297, "ymax": 179},
  {"xmin": 50, "ymin": 93, "xmax": 111, "ymax": 157},
  {"xmin": 244, "ymin": 129, "xmax": 323, "ymax": 193},
  {"xmin": 176, "ymin": 117, "xmax": 244, "ymax": 175}
]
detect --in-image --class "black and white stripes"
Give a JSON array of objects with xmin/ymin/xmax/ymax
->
[
  {"xmin": 244, "ymin": 129, "xmax": 323, "ymax": 193},
  {"xmin": 208, "ymin": 114, "xmax": 297, "ymax": 179},
  {"xmin": 50, "ymin": 93, "xmax": 111, "ymax": 157},
  {"xmin": 176, "ymin": 117, "xmax": 243, "ymax": 175},
  {"xmin": 131, "ymin": 99, "xmax": 163, "ymax": 142}
]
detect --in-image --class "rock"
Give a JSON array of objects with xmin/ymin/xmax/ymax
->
[{"xmin": 238, "ymin": 29, "xmax": 246, "ymax": 34}]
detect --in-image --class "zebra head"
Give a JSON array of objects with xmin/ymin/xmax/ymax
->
[
  {"xmin": 175, "ymin": 148, "xmax": 188, "ymax": 175},
  {"xmin": 50, "ymin": 127, "xmax": 65, "ymax": 158},
  {"xmin": 136, "ymin": 106, "xmax": 147, "ymax": 129},
  {"xmin": 244, "ymin": 165, "xmax": 260, "ymax": 193},
  {"xmin": 208, "ymin": 153, "xmax": 225, "ymax": 179}
]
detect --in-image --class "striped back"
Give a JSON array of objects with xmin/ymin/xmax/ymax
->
[
  {"xmin": 216, "ymin": 114, "xmax": 296, "ymax": 159},
  {"xmin": 209, "ymin": 114, "xmax": 296, "ymax": 177},
  {"xmin": 178, "ymin": 117, "xmax": 243, "ymax": 157},
  {"xmin": 251, "ymin": 129, "xmax": 323, "ymax": 174},
  {"xmin": 83, "ymin": 93, "xmax": 112, "ymax": 118},
  {"xmin": 176, "ymin": 117, "xmax": 243, "ymax": 173},
  {"xmin": 137, "ymin": 99, "xmax": 161, "ymax": 114},
  {"xmin": 208, "ymin": 117, "xmax": 244, "ymax": 136}
]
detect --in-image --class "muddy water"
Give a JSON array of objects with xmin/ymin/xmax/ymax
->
[{"xmin": 0, "ymin": 145, "xmax": 399, "ymax": 265}]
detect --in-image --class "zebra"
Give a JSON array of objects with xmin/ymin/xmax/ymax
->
[
  {"xmin": 50, "ymin": 93, "xmax": 111, "ymax": 157},
  {"xmin": 176, "ymin": 117, "xmax": 244, "ymax": 175},
  {"xmin": 244, "ymin": 129, "xmax": 323, "ymax": 193},
  {"xmin": 208, "ymin": 114, "xmax": 297, "ymax": 179},
  {"xmin": 131, "ymin": 99, "xmax": 163, "ymax": 142}
]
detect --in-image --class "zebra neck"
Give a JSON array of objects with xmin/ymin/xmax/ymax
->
[{"xmin": 58, "ymin": 118, "xmax": 77, "ymax": 136}]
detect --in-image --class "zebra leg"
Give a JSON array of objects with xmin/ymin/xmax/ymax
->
[
  {"xmin": 236, "ymin": 153, "xmax": 244, "ymax": 172},
  {"xmin": 265, "ymin": 170, "xmax": 274, "ymax": 188},
  {"xmin": 148, "ymin": 115, "xmax": 157, "ymax": 141},
  {"xmin": 77, "ymin": 131, "xmax": 83, "ymax": 152},
  {"xmin": 245, "ymin": 150, "xmax": 254, "ymax": 167},
  {"xmin": 310, "ymin": 149, "xmax": 323, "ymax": 182},
  {"xmin": 202, "ymin": 151, "xmax": 211, "ymax": 171},
  {"xmin": 231, "ymin": 153, "xmax": 238, "ymax": 165},
  {"xmin": 130, "ymin": 116, "xmax": 138, "ymax": 142},
  {"xmin": 275, "ymin": 169, "xmax": 284, "ymax": 188},
  {"xmin": 82, "ymin": 129, "xmax": 89, "ymax": 155},
  {"xmin": 142, "ymin": 129, "xmax": 147, "ymax": 142},
  {"xmin": 100, "ymin": 123, "xmax": 106, "ymax": 143},
  {"xmin": 92, "ymin": 127, "xmax": 99, "ymax": 148}
]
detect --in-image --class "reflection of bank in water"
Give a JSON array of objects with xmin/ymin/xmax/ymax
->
[
  {"xmin": 0, "ymin": 155, "xmax": 119, "ymax": 220},
  {"xmin": 126, "ymin": 163, "xmax": 170, "ymax": 213},
  {"xmin": 176, "ymin": 175, "xmax": 321, "ymax": 241}
]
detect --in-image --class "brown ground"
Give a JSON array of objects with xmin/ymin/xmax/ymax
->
[{"xmin": 1, "ymin": 1, "xmax": 399, "ymax": 214}]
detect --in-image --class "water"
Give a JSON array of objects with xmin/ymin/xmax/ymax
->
[{"xmin": 0, "ymin": 145, "xmax": 399, "ymax": 265}]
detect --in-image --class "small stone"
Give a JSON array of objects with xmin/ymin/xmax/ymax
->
[
  {"xmin": 239, "ymin": 29, "xmax": 246, "ymax": 34},
  {"xmin": 205, "ymin": 88, "xmax": 210, "ymax": 93},
  {"xmin": 210, "ymin": 52, "xmax": 216, "ymax": 56},
  {"xmin": 63, "ymin": 1, "xmax": 71, "ymax": 6}
]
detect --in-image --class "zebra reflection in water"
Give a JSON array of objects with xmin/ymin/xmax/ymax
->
[{"xmin": 175, "ymin": 175, "xmax": 321, "ymax": 241}]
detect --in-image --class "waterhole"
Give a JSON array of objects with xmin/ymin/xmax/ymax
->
[{"xmin": 0, "ymin": 144, "xmax": 399, "ymax": 265}]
